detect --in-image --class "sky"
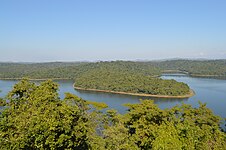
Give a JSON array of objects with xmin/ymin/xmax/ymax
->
[{"xmin": 0, "ymin": 0, "xmax": 226, "ymax": 62}]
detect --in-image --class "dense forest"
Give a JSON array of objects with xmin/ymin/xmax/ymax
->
[
  {"xmin": 0, "ymin": 61, "xmax": 160, "ymax": 79},
  {"xmin": 0, "ymin": 79, "xmax": 225, "ymax": 149},
  {"xmin": 0, "ymin": 62, "xmax": 87, "ymax": 79},
  {"xmin": 1, "ymin": 60, "xmax": 225, "ymax": 96},
  {"xmin": 151, "ymin": 59, "xmax": 226, "ymax": 76},
  {"xmin": 0, "ymin": 59, "xmax": 225, "ymax": 79},
  {"xmin": 74, "ymin": 67, "xmax": 190, "ymax": 96}
]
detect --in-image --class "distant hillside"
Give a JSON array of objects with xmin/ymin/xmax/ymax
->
[
  {"xmin": 0, "ymin": 62, "xmax": 85, "ymax": 79},
  {"xmin": 0, "ymin": 59, "xmax": 226, "ymax": 79},
  {"xmin": 150, "ymin": 59, "xmax": 226, "ymax": 77},
  {"xmin": 0, "ymin": 61, "xmax": 161, "ymax": 79}
]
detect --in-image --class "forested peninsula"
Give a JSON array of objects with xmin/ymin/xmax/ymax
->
[
  {"xmin": 73, "ymin": 66, "xmax": 192, "ymax": 98},
  {"xmin": 152, "ymin": 59, "xmax": 226, "ymax": 77}
]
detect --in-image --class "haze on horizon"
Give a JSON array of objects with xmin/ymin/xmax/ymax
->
[{"xmin": 1, "ymin": 0, "xmax": 226, "ymax": 62}]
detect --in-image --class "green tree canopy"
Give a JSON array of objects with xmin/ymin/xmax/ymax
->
[
  {"xmin": 0, "ymin": 79, "xmax": 105, "ymax": 149},
  {"xmin": 0, "ymin": 80, "xmax": 225, "ymax": 149}
]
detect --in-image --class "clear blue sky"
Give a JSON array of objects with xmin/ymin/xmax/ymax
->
[{"xmin": 1, "ymin": 0, "xmax": 226, "ymax": 62}]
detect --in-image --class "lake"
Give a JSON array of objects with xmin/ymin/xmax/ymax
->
[{"xmin": 0, "ymin": 75, "xmax": 226, "ymax": 119}]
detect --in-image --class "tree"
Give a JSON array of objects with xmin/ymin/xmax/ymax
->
[
  {"xmin": 0, "ymin": 79, "xmax": 105, "ymax": 149},
  {"xmin": 122, "ymin": 100, "xmax": 226, "ymax": 149},
  {"xmin": 1, "ymin": 79, "xmax": 226, "ymax": 149}
]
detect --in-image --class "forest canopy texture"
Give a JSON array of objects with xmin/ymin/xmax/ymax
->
[
  {"xmin": 0, "ymin": 60, "xmax": 225, "ymax": 96},
  {"xmin": 74, "ymin": 67, "xmax": 190, "ymax": 96},
  {"xmin": 0, "ymin": 60, "xmax": 226, "ymax": 79},
  {"xmin": 0, "ymin": 79, "xmax": 226, "ymax": 149}
]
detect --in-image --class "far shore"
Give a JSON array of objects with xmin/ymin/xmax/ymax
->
[
  {"xmin": 1, "ymin": 71, "xmax": 225, "ymax": 81},
  {"xmin": 74, "ymin": 85, "xmax": 195, "ymax": 99},
  {"xmin": 162, "ymin": 70, "xmax": 226, "ymax": 78},
  {"xmin": 162, "ymin": 70, "xmax": 189, "ymax": 74},
  {"xmin": 190, "ymin": 74, "xmax": 226, "ymax": 77}
]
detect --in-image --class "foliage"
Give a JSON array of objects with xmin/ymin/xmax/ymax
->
[
  {"xmin": 74, "ymin": 68, "xmax": 190, "ymax": 96},
  {"xmin": 152, "ymin": 59, "xmax": 226, "ymax": 77},
  {"xmin": 0, "ymin": 98, "xmax": 5, "ymax": 106},
  {"xmin": 0, "ymin": 61, "xmax": 160, "ymax": 79},
  {"xmin": 0, "ymin": 79, "xmax": 104, "ymax": 149},
  {"xmin": 0, "ymin": 60, "xmax": 225, "ymax": 80},
  {"xmin": 0, "ymin": 62, "xmax": 87, "ymax": 79},
  {"xmin": 120, "ymin": 100, "xmax": 226, "ymax": 149},
  {"xmin": 0, "ymin": 80, "xmax": 226, "ymax": 149}
]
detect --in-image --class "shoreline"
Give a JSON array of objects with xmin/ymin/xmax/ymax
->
[
  {"xmin": 190, "ymin": 74, "xmax": 226, "ymax": 77},
  {"xmin": 1, "ymin": 72, "xmax": 225, "ymax": 81},
  {"xmin": 74, "ymin": 84, "xmax": 195, "ymax": 99},
  {"xmin": 162, "ymin": 70, "xmax": 226, "ymax": 78},
  {"xmin": 162, "ymin": 70, "xmax": 189, "ymax": 74}
]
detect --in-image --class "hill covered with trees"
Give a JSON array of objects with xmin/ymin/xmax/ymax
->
[
  {"xmin": 0, "ymin": 79, "xmax": 225, "ymax": 149},
  {"xmin": 0, "ymin": 61, "xmax": 161, "ymax": 79},
  {"xmin": 74, "ymin": 66, "xmax": 191, "ymax": 97},
  {"xmin": 1, "ymin": 60, "xmax": 226, "ymax": 97},
  {"xmin": 151, "ymin": 59, "xmax": 226, "ymax": 77},
  {"xmin": 0, "ymin": 60, "xmax": 225, "ymax": 80},
  {"xmin": 0, "ymin": 62, "xmax": 86, "ymax": 79}
]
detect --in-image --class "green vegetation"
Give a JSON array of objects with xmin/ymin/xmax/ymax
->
[
  {"xmin": 152, "ymin": 59, "xmax": 226, "ymax": 77},
  {"xmin": 74, "ymin": 68, "xmax": 190, "ymax": 96},
  {"xmin": 0, "ymin": 62, "xmax": 87, "ymax": 79},
  {"xmin": 0, "ymin": 60, "xmax": 225, "ymax": 80},
  {"xmin": 72, "ymin": 61, "xmax": 189, "ymax": 97},
  {"xmin": 0, "ymin": 80, "xmax": 226, "ymax": 149},
  {"xmin": 0, "ymin": 79, "xmax": 105, "ymax": 149},
  {"xmin": 0, "ymin": 61, "xmax": 160, "ymax": 79},
  {"xmin": 1, "ymin": 60, "xmax": 225, "ymax": 97}
]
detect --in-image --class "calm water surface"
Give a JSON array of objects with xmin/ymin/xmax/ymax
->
[{"xmin": 0, "ymin": 75, "xmax": 226, "ymax": 119}]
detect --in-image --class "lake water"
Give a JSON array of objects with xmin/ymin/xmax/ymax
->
[{"xmin": 0, "ymin": 75, "xmax": 226, "ymax": 119}]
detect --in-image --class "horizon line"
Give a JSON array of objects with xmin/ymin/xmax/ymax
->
[{"xmin": 0, "ymin": 57, "xmax": 225, "ymax": 63}]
